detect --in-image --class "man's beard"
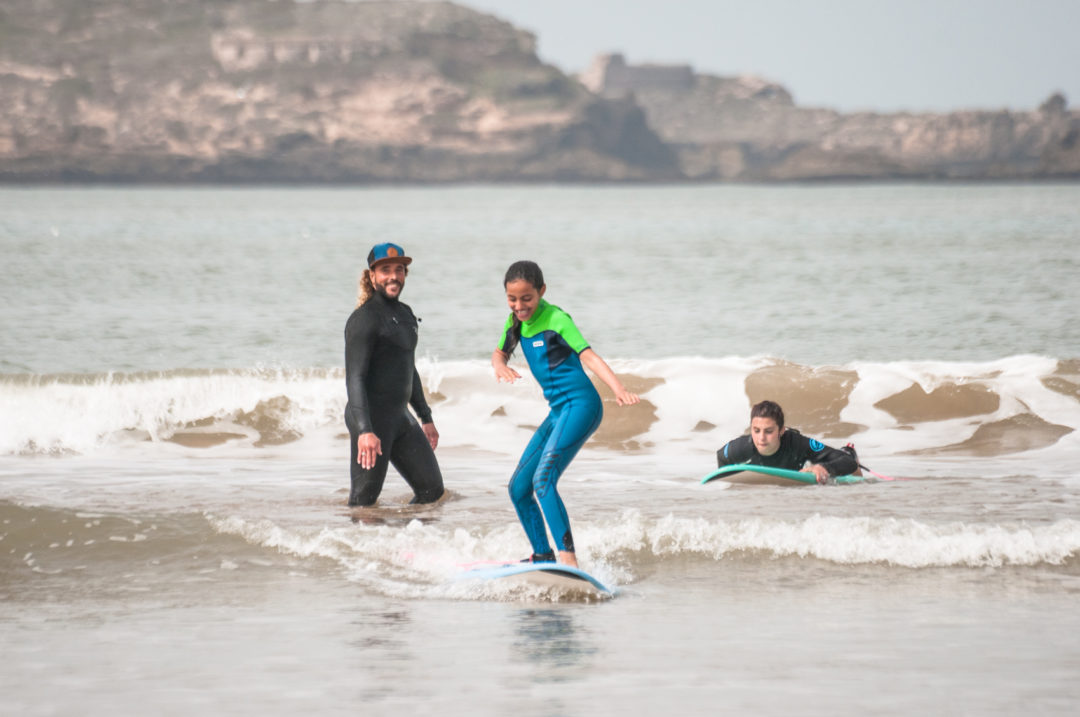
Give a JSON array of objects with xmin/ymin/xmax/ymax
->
[{"xmin": 375, "ymin": 280, "xmax": 403, "ymax": 298}]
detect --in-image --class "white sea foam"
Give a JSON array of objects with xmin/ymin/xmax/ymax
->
[
  {"xmin": 209, "ymin": 509, "xmax": 1080, "ymax": 603},
  {"xmin": 3, "ymin": 356, "xmax": 1077, "ymax": 471},
  {"xmin": 0, "ymin": 368, "xmax": 343, "ymax": 456},
  {"xmin": 616, "ymin": 511, "xmax": 1080, "ymax": 568}
]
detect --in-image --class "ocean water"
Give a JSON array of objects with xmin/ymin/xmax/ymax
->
[{"xmin": 2, "ymin": 184, "xmax": 1079, "ymax": 716}]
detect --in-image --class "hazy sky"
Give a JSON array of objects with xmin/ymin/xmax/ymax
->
[{"xmin": 457, "ymin": 0, "xmax": 1080, "ymax": 113}]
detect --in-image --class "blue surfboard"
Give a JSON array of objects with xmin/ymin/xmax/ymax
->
[
  {"xmin": 458, "ymin": 562, "xmax": 614, "ymax": 599},
  {"xmin": 701, "ymin": 463, "xmax": 866, "ymax": 486}
]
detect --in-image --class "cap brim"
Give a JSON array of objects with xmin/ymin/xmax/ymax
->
[{"xmin": 370, "ymin": 256, "xmax": 413, "ymax": 268}]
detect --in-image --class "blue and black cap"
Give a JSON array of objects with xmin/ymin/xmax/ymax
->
[{"xmin": 367, "ymin": 242, "xmax": 413, "ymax": 269}]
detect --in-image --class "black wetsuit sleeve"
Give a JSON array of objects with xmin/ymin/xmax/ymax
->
[
  {"xmin": 344, "ymin": 309, "xmax": 377, "ymax": 435},
  {"xmin": 717, "ymin": 435, "xmax": 755, "ymax": 467},
  {"xmin": 409, "ymin": 367, "xmax": 433, "ymax": 424},
  {"xmin": 792, "ymin": 431, "xmax": 859, "ymax": 476}
]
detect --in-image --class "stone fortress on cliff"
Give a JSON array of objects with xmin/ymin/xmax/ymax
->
[{"xmin": 575, "ymin": 53, "xmax": 1078, "ymax": 180}]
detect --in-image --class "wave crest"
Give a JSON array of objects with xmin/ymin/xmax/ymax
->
[
  {"xmin": 1, "ymin": 355, "xmax": 1077, "ymax": 459},
  {"xmin": 601, "ymin": 512, "xmax": 1080, "ymax": 568}
]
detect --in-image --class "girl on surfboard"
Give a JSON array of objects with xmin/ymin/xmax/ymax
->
[
  {"xmin": 716, "ymin": 400, "xmax": 861, "ymax": 484},
  {"xmin": 491, "ymin": 260, "xmax": 639, "ymax": 568}
]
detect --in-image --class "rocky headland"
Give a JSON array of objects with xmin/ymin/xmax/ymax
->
[
  {"xmin": 582, "ymin": 54, "xmax": 1080, "ymax": 181},
  {"xmin": 1, "ymin": 0, "xmax": 1076, "ymax": 183}
]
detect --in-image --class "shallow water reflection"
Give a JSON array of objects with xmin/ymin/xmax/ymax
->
[{"xmin": 511, "ymin": 607, "xmax": 598, "ymax": 681}]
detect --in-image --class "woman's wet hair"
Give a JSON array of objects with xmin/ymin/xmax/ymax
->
[
  {"xmin": 750, "ymin": 400, "xmax": 785, "ymax": 429},
  {"xmin": 504, "ymin": 260, "xmax": 544, "ymax": 290}
]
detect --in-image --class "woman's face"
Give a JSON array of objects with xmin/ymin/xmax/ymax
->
[
  {"xmin": 750, "ymin": 416, "xmax": 785, "ymax": 456},
  {"xmin": 505, "ymin": 278, "xmax": 545, "ymax": 323}
]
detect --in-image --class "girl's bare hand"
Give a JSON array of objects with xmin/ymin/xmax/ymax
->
[{"xmin": 494, "ymin": 364, "xmax": 522, "ymax": 383}]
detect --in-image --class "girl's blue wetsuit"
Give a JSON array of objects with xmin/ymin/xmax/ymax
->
[{"xmin": 497, "ymin": 299, "xmax": 603, "ymax": 555}]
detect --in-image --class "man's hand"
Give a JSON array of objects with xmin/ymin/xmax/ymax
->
[
  {"xmin": 422, "ymin": 422, "xmax": 439, "ymax": 451},
  {"xmin": 356, "ymin": 432, "xmax": 382, "ymax": 469}
]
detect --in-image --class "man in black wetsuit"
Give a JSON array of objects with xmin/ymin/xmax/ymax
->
[
  {"xmin": 344, "ymin": 242, "xmax": 444, "ymax": 506},
  {"xmin": 716, "ymin": 400, "xmax": 860, "ymax": 484}
]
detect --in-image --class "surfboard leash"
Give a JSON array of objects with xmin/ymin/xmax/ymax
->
[{"xmin": 858, "ymin": 462, "xmax": 899, "ymax": 482}]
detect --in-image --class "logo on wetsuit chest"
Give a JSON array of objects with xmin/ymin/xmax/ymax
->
[
  {"xmin": 390, "ymin": 313, "xmax": 418, "ymax": 333},
  {"xmin": 532, "ymin": 340, "xmax": 544, "ymax": 347}
]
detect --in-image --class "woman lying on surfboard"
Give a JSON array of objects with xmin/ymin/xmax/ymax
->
[
  {"xmin": 491, "ymin": 260, "xmax": 639, "ymax": 568},
  {"xmin": 716, "ymin": 400, "xmax": 861, "ymax": 484}
]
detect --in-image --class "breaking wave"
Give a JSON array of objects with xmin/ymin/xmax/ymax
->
[
  {"xmin": 209, "ymin": 508, "xmax": 1080, "ymax": 601},
  {"xmin": 1, "ymin": 355, "xmax": 1077, "ymax": 460}
]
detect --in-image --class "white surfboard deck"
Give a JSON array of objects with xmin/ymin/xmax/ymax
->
[{"xmin": 458, "ymin": 562, "xmax": 614, "ymax": 599}]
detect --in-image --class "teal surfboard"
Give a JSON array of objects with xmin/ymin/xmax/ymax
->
[
  {"xmin": 458, "ymin": 562, "xmax": 614, "ymax": 599},
  {"xmin": 701, "ymin": 463, "xmax": 866, "ymax": 486}
]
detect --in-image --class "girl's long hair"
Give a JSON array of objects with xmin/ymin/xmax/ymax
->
[
  {"xmin": 499, "ymin": 260, "xmax": 545, "ymax": 356},
  {"xmin": 503, "ymin": 260, "xmax": 544, "ymax": 289}
]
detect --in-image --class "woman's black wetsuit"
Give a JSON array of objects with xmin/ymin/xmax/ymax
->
[
  {"xmin": 344, "ymin": 292, "xmax": 444, "ymax": 506},
  {"xmin": 716, "ymin": 429, "xmax": 858, "ymax": 477}
]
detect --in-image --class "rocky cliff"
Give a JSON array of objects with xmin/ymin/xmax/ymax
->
[
  {"xmin": 582, "ymin": 53, "xmax": 1080, "ymax": 181},
  {"xmin": 1, "ymin": 1, "xmax": 1076, "ymax": 183},
  {"xmin": 0, "ymin": 0, "xmax": 677, "ymax": 182}
]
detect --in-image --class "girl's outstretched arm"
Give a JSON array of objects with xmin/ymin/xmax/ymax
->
[
  {"xmin": 580, "ymin": 349, "xmax": 639, "ymax": 406},
  {"xmin": 491, "ymin": 349, "xmax": 522, "ymax": 383}
]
